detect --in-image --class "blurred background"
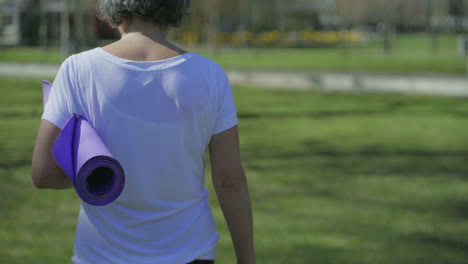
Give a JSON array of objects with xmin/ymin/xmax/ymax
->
[
  {"xmin": 1, "ymin": 1, "xmax": 468, "ymax": 264},
  {"xmin": 0, "ymin": 0, "xmax": 468, "ymax": 69}
]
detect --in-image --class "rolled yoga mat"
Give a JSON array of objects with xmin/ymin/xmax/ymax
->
[{"xmin": 43, "ymin": 80, "xmax": 125, "ymax": 206}]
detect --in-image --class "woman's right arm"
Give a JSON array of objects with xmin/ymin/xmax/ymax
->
[
  {"xmin": 31, "ymin": 120, "xmax": 73, "ymax": 189},
  {"xmin": 209, "ymin": 125, "xmax": 256, "ymax": 264}
]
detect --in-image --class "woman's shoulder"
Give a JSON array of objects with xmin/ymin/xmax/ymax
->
[
  {"xmin": 59, "ymin": 48, "xmax": 100, "ymax": 70},
  {"xmin": 188, "ymin": 53, "xmax": 226, "ymax": 73}
]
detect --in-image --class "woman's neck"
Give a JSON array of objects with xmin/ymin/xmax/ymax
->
[
  {"xmin": 118, "ymin": 17, "xmax": 170, "ymax": 43},
  {"xmin": 102, "ymin": 17, "xmax": 187, "ymax": 62}
]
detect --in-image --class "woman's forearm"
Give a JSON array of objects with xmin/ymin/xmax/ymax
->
[
  {"xmin": 209, "ymin": 126, "xmax": 256, "ymax": 263},
  {"xmin": 31, "ymin": 147, "xmax": 72, "ymax": 189},
  {"xmin": 215, "ymin": 176, "xmax": 256, "ymax": 264},
  {"xmin": 31, "ymin": 163, "xmax": 72, "ymax": 189},
  {"xmin": 31, "ymin": 120, "xmax": 73, "ymax": 189}
]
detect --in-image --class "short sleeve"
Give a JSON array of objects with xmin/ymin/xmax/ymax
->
[
  {"xmin": 41, "ymin": 58, "xmax": 76, "ymax": 129},
  {"xmin": 212, "ymin": 70, "xmax": 238, "ymax": 135}
]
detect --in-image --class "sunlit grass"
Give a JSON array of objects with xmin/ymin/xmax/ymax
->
[
  {"xmin": 0, "ymin": 47, "xmax": 62, "ymax": 64},
  {"xmin": 0, "ymin": 33, "xmax": 466, "ymax": 74},
  {"xmin": 1, "ymin": 77, "xmax": 468, "ymax": 263}
]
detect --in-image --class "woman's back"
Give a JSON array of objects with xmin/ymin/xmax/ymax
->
[{"xmin": 45, "ymin": 47, "xmax": 238, "ymax": 263}]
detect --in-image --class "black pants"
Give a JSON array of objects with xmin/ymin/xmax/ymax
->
[{"xmin": 187, "ymin": 260, "xmax": 214, "ymax": 264}]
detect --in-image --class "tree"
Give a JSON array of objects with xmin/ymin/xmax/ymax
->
[
  {"xmin": 61, "ymin": 0, "xmax": 71, "ymax": 58},
  {"xmin": 39, "ymin": 0, "xmax": 48, "ymax": 47},
  {"xmin": 205, "ymin": 0, "xmax": 220, "ymax": 53},
  {"xmin": 448, "ymin": 0, "xmax": 466, "ymax": 33}
]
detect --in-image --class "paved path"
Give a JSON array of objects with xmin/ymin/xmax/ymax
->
[
  {"xmin": 0, "ymin": 63, "xmax": 59, "ymax": 78},
  {"xmin": 228, "ymin": 69, "xmax": 468, "ymax": 97},
  {"xmin": 1, "ymin": 62, "xmax": 468, "ymax": 97}
]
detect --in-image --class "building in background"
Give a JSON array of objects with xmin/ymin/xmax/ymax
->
[
  {"xmin": 1, "ymin": 0, "xmax": 467, "ymax": 49},
  {"xmin": 0, "ymin": 0, "xmax": 110, "ymax": 47},
  {"xmin": 0, "ymin": 0, "xmax": 36, "ymax": 46}
]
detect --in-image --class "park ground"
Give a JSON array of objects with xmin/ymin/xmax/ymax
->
[
  {"xmin": 1, "ymin": 76, "xmax": 468, "ymax": 263},
  {"xmin": 0, "ymin": 33, "xmax": 467, "ymax": 74}
]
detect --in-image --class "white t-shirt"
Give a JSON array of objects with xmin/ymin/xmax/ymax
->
[{"xmin": 42, "ymin": 48, "xmax": 238, "ymax": 264}]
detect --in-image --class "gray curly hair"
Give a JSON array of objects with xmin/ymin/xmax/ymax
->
[{"xmin": 97, "ymin": 0, "xmax": 191, "ymax": 28}]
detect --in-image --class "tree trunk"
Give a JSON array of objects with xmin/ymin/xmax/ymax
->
[
  {"xmin": 381, "ymin": 0, "xmax": 393, "ymax": 55},
  {"xmin": 239, "ymin": 0, "xmax": 249, "ymax": 47},
  {"xmin": 205, "ymin": 0, "xmax": 219, "ymax": 54},
  {"xmin": 427, "ymin": 0, "xmax": 439, "ymax": 56},
  {"xmin": 74, "ymin": 1, "xmax": 87, "ymax": 52},
  {"xmin": 61, "ymin": 0, "xmax": 71, "ymax": 58},
  {"xmin": 39, "ymin": 0, "xmax": 48, "ymax": 48}
]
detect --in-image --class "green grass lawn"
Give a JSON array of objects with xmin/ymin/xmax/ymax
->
[
  {"xmin": 0, "ymin": 47, "xmax": 62, "ymax": 64},
  {"xmin": 1, "ymin": 77, "xmax": 468, "ymax": 263},
  {"xmin": 0, "ymin": 33, "xmax": 466, "ymax": 74},
  {"xmin": 200, "ymin": 47, "xmax": 466, "ymax": 74},
  {"xmin": 200, "ymin": 33, "xmax": 466, "ymax": 74}
]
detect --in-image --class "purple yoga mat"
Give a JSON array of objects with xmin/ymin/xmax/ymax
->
[{"xmin": 43, "ymin": 81, "xmax": 125, "ymax": 206}]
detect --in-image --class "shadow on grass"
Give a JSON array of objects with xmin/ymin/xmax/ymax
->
[
  {"xmin": 408, "ymin": 232, "xmax": 468, "ymax": 253},
  {"xmin": 0, "ymin": 111, "xmax": 43, "ymax": 119},
  {"xmin": 237, "ymin": 109, "xmax": 393, "ymax": 119},
  {"xmin": 444, "ymin": 199, "xmax": 468, "ymax": 219},
  {"xmin": 0, "ymin": 168, "xmax": 31, "ymax": 213},
  {"xmin": 238, "ymin": 107, "xmax": 468, "ymax": 120},
  {"xmin": 257, "ymin": 245, "xmax": 349, "ymax": 264},
  {"xmin": 236, "ymin": 89, "xmax": 468, "ymax": 120},
  {"xmin": 243, "ymin": 144, "xmax": 468, "ymax": 178},
  {"xmin": 0, "ymin": 160, "xmax": 32, "ymax": 170}
]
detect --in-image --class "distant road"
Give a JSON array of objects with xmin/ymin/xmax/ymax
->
[{"xmin": 1, "ymin": 62, "xmax": 468, "ymax": 97}]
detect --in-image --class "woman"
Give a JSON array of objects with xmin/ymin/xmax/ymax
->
[{"xmin": 31, "ymin": 1, "xmax": 256, "ymax": 263}]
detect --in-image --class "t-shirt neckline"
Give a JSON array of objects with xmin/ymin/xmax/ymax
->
[{"xmin": 94, "ymin": 47, "xmax": 193, "ymax": 70}]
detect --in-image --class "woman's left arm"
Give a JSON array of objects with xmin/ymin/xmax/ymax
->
[{"xmin": 31, "ymin": 120, "xmax": 73, "ymax": 189}]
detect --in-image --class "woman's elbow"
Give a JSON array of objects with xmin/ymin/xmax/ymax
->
[
  {"xmin": 31, "ymin": 163, "xmax": 55, "ymax": 189},
  {"xmin": 213, "ymin": 169, "xmax": 248, "ymax": 194},
  {"xmin": 31, "ymin": 170, "xmax": 48, "ymax": 189},
  {"xmin": 33, "ymin": 180, "xmax": 48, "ymax": 189},
  {"xmin": 31, "ymin": 163, "xmax": 71, "ymax": 189}
]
